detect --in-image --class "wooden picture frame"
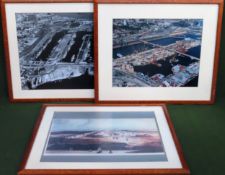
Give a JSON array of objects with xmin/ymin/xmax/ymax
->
[
  {"xmin": 1, "ymin": 0, "xmax": 94, "ymax": 102},
  {"xmin": 94, "ymin": 0, "xmax": 224, "ymax": 104},
  {"xmin": 18, "ymin": 104, "xmax": 190, "ymax": 175}
]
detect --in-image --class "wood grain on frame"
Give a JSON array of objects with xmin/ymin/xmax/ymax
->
[
  {"xmin": 2, "ymin": 0, "xmax": 93, "ymax": 4},
  {"xmin": 1, "ymin": 0, "xmax": 94, "ymax": 102},
  {"xmin": 94, "ymin": 0, "xmax": 224, "ymax": 104},
  {"xmin": 95, "ymin": 0, "xmax": 223, "ymax": 4},
  {"xmin": 18, "ymin": 104, "xmax": 190, "ymax": 175}
]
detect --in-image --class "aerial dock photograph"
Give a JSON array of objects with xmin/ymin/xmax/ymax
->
[
  {"xmin": 113, "ymin": 19, "xmax": 203, "ymax": 87},
  {"xmin": 16, "ymin": 13, "xmax": 93, "ymax": 90}
]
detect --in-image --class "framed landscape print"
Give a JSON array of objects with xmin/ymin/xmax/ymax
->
[
  {"xmin": 1, "ymin": 0, "xmax": 94, "ymax": 102},
  {"xmin": 18, "ymin": 104, "xmax": 190, "ymax": 175},
  {"xmin": 95, "ymin": 0, "xmax": 224, "ymax": 104}
]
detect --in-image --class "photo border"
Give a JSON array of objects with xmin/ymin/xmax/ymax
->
[
  {"xmin": 41, "ymin": 111, "xmax": 167, "ymax": 163},
  {"xmin": 18, "ymin": 104, "xmax": 190, "ymax": 175},
  {"xmin": 1, "ymin": 0, "xmax": 94, "ymax": 102},
  {"xmin": 94, "ymin": 0, "xmax": 224, "ymax": 104}
]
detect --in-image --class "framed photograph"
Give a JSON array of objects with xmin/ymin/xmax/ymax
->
[
  {"xmin": 95, "ymin": 0, "xmax": 224, "ymax": 104},
  {"xmin": 1, "ymin": 0, "xmax": 94, "ymax": 102},
  {"xmin": 18, "ymin": 104, "xmax": 189, "ymax": 175}
]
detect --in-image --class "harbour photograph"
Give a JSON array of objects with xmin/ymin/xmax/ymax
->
[
  {"xmin": 113, "ymin": 19, "xmax": 203, "ymax": 87},
  {"xmin": 15, "ymin": 13, "xmax": 93, "ymax": 90},
  {"xmin": 43, "ymin": 112, "xmax": 166, "ymax": 162}
]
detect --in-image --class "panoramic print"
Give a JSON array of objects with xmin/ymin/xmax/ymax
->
[
  {"xmin": 113, "ymin": 19, "xmax": 203, "ymax": 87},
  {"xmin": 15, "ymin": 13, "xmax": 93, "ymax": 90},
  {"xmin": 42, "ymin": 112, "xmax": 166, "ymax": 162}
]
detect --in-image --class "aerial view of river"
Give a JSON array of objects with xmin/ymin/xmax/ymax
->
[
  {"xmin": 37, "ymin": 30, "xmax": 67, "ymax": 61},
  {"xmin": 113, "ymin": 43, "xmax": 153, "ymax": 59},
  {"xmin": 113, "ymin": 34, "xmax": 201, "ymax": 59},
  {"xmin": 113, "ymin": 34, "xmax": 202, "ymax": 87},
  {"xmin": 62, "ymin": 31, "xmax": 93, "ymax": 63},
  {"xmin": 32, "ymin": 30, "xmax": 94, "ymax": 89}
]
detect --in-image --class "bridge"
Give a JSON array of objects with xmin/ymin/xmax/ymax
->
[{"xmin": 139, "ymin": 39, "xmax": 200, "ymax": 61}]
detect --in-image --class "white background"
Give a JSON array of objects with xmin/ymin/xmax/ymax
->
[
  {"xmin": 5, "ymin": 3, "xmax": 94, "ymax": 99},
  {"xmin": 98, "ymin": 4, "xmax": 219, "ymax": 101},
  {"xmin": 26, "ymin": 106, "xmax": 182, "ymax": 169}
]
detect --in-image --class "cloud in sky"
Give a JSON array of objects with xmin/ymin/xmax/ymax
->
[{"xmin": 51, "ymin": 117, "xmax": 158, "ymax": 132}]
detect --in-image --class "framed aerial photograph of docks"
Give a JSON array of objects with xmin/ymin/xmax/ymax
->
[
  {"xmin": 95, "ymin": 0, "xmax": 224, "ymax": 104},
  {"xmin": 1, "ymin": 0, "xmax": 94, "ymax": 102},
  {"xmin": 18, "ymin": 104, "xmax": 190, "ymax": 175}
]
